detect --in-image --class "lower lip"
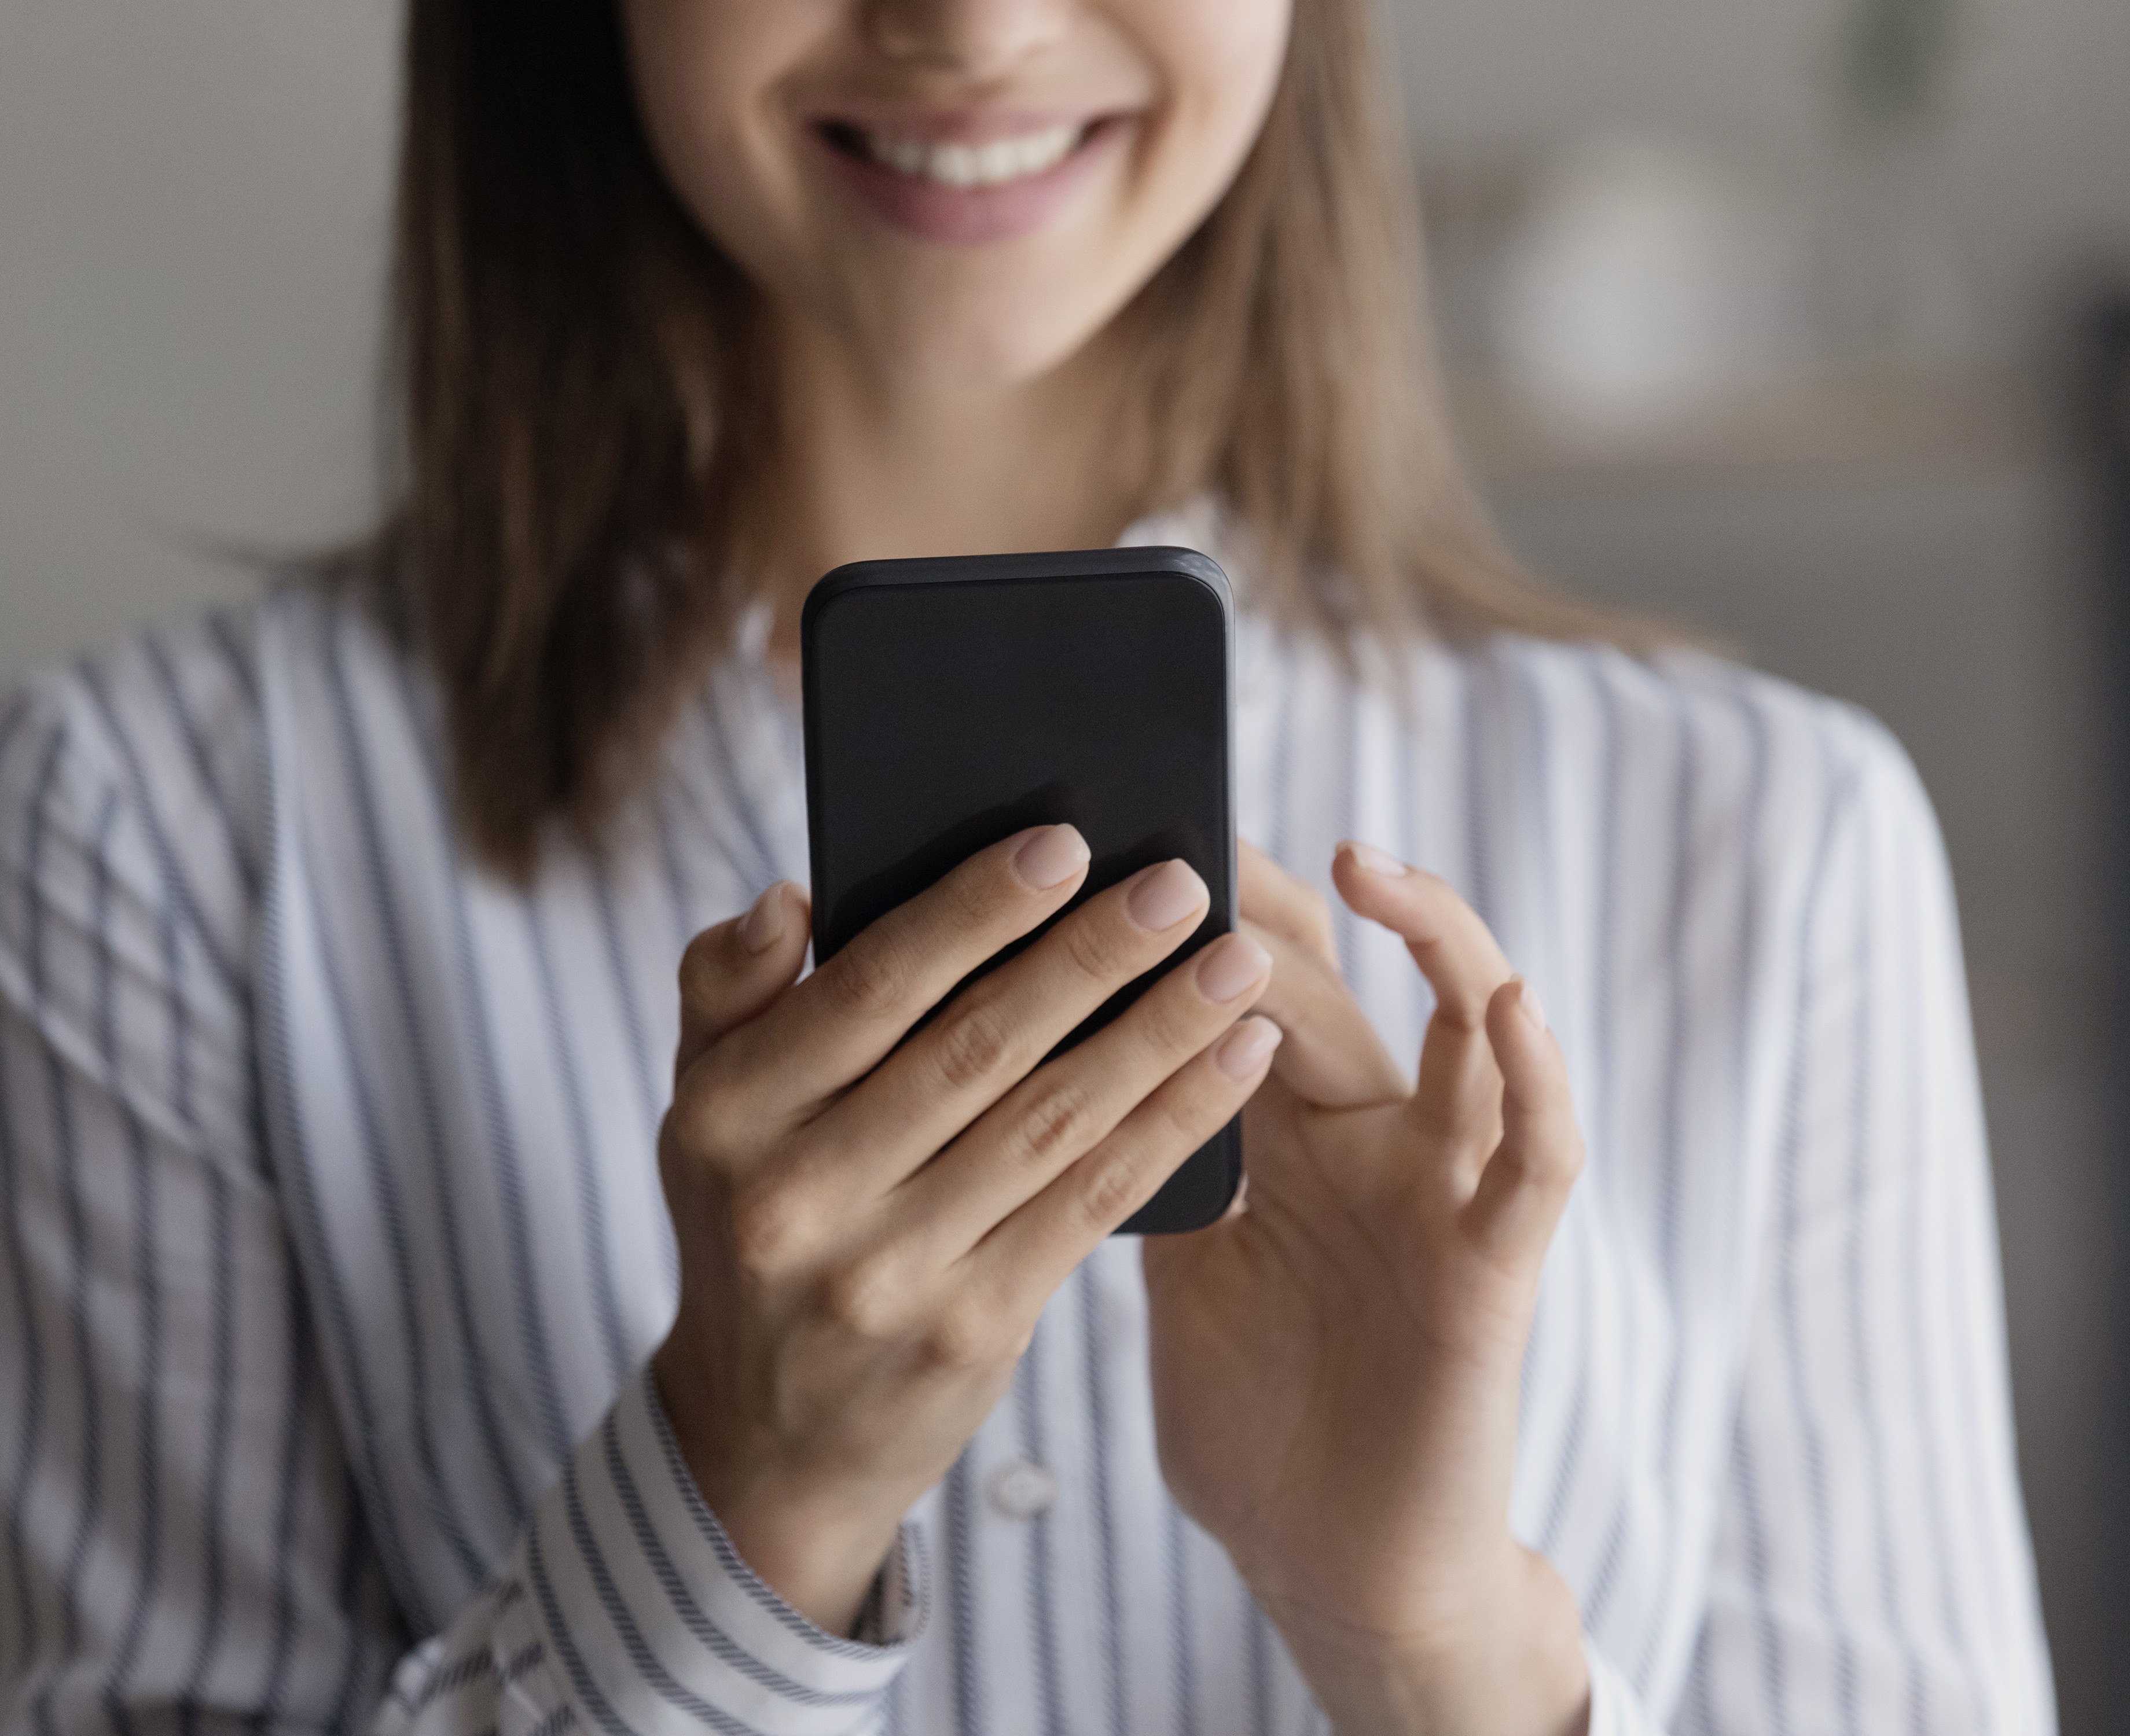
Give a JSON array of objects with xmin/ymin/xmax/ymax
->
[{"xmin": 816, "ymin": 118, "xmax": 1127, "ymax": 245}]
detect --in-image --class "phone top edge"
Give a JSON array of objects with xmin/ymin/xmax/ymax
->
[
  {"xmin": 799, "ymin": 544, "xmax": 1237, "ymax": 959},
  {"xmin": 802, "ymin": 546, "xmax": 1233, "ymax": 641}
]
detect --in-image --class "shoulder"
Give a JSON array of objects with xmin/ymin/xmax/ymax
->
[
  {"xmin": 1460, "ymin": 630, "xmax": 1887, "ymax": 767},
  {"xmin": 3, "ymin": 601, "xmax": 266, "ymax": 843},
  {"xmin": 0, "ymin": 603, "xmax": 268, "ymax": 999},
  {"xmin": 1454, "ymin": 631, "xmax": 1934, "ymax": 859},
  {"xmin": 1353, "ymin": 630, "xmax": 1949, "ymax": 976}
]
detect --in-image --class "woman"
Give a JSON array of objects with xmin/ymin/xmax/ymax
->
[{"xmin": 0, "ymin": 0, "xmax": 2054, "ymax": 1731}]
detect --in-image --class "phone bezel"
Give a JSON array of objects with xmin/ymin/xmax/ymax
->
[{"xmin": 799, "ymin": 546, "xmax": 1242, "ymax": 1234}]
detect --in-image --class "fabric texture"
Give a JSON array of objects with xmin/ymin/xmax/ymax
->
[{"xmin": 0, "ymin": 509, "xmax": 2055, "ymax": 1734}]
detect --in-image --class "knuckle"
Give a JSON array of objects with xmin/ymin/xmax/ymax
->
[
  {"xmin": 655, "ymin": 1108, "xmax": 697, "ymax": 1200},
  {"xmin": 1545, "ymin": 1127, "xmax": 1588, "ymax": 1190},
  {"xmin": 726, "ymin": 1178, "xmax": 817, "ymax": 1281},
  {"xmin": 921, "ymin": 1296, "xmax": 1007, "ymax": 1371},
  {"xmin": 1156, "ymin": 1076, "xmax": 1218, "ymax": 1143},
  {"xmin": 948, "ymin": 858, "xmax": 1008, "ymax": 926},
  {"xmin": 677, "ymin": 928, "xmax": 726, "ymax": 1013},
  {"xmin": 1431, "ymin": 992, "xmax": 1492, "ymax": 1038},
  {"xmin": 659, "ymin": 1091, "xmax": 707, "ymax": 1164},
  {"xmin": 1005, "ymin": 1076, "xmax": 1095, "ymax": 1171},
  {"xmin": 1074, "ymin": 1146, "xmax": 1148, "ymax": 1234},
  {"xmin": 659, "ymin": 1087, "xmax": 702, "ymax": 1165},
  {"xmin": 1159, "ymin": 1065, "xmax": 1239, "ymax": 1150},
  {"xmin": 1134, "ymin": 981, "xmax": 1209, "ymax": 1057},
  {"xmin": 665, "ymin": 1070, "xmax": 739, "ymax": 1165},
  {"xmin": 1057, "ymin": 910, "xmax": 1129, "ymax": 983},
  {"xmin": 930, "ymin": 995, "xmax": 1019, "ymax": 1094},
  {"xmin": 820, "ymin": 1255, "xmax": 913, "ymax": 1343},
  {"xmin": 1505, "ymin": 1121, "xmax": 1583, "ymax": 1197},
  {"xmin": 1407, "ymin": 1092, "xmax": 1466, "ymax": 1149},
  {"xmin": 828, "ymin": 929, "xmax": 912, "ymax": 1021}
]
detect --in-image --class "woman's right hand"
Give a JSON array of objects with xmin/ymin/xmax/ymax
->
[{"xmin": 650, "ymin": 825, "xmax": 1278, "ymax": 1636}]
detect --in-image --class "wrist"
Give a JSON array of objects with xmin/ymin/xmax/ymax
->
[
  {"xmin": 706, "ymin": 1488, "xmax": 905, "ymax": 1642},
  {"xmin": 651, "ymin": 1337, "xmax": 903, "ymax": 1638},
  {"xmin": 1263, "ymin": 1547, "xmax": 1590, "ymax": 1736}
]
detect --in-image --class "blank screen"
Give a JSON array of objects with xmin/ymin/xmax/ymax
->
[{"xmin": 803, "ymin": 559, "xmax": 1237, "ymax": 1231}]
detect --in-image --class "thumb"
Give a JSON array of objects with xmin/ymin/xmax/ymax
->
[{"xmin": 674, "ymin": 880, "xmax": 810, "ymax": 1083}]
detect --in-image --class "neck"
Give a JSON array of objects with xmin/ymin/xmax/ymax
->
[{"xmin": 747, "ymin": 315, "xmax": 1136, "ymax": 663}]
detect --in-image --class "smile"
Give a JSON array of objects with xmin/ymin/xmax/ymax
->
[
  {"xmin": 824, "ymin": 122, "xmax": 1096, "ymax": 190},
  {"xmin": 814, "ymin": 114, "xmax": 1125, "ymax": 245}
]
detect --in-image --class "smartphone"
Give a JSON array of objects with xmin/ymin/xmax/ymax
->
[{"xmin": 800, "ymin": 546, "xmax": 1240, "ymax": 1234}]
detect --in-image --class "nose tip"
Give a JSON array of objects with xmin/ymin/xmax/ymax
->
[{"xmin": 861, "ymin": 0, "xmax": 1069, "ymax": 76}]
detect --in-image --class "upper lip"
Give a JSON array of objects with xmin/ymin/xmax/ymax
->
[{"xmin": 809, "ymin": 105, "xmax": 1118, "ymax": 145}]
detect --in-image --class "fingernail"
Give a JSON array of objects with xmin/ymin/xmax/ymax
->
[
  {"xmin": 1342, "ymin": 839, "xmax": 1406, "ymax": 877},
  {"xmin": 1014, "ymin": 825, "xmax": 1091, "ymax": 891},
  {"xmin": 1514, "ymin": 976, "xmax": 1548, "ymax": 1033},
  {"xmin": 1128, "ymin": 859, "xmax": 1207, "ymax": 931},
  {"xmin": 1216, "ymin": 1017, "xmax": 1283, "ymax": 1080},
  {"xmin": 740, "ymin": 882, "xmax": 787, "ymax": 954},
  {"xmin": 1195, "ymin": 933, "xmax": 1272, "ymax": 1002}
]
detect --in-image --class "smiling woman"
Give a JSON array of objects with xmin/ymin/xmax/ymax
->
[
  {"xmin": 0, "ymin": 2, "xmax": 2056, "ymax": 1735},
  {"xmin": 387, "ymin": 0, "xmax": 1623, "ymax": 879}
]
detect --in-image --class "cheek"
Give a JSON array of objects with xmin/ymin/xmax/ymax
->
[
  {"xmin": 1173, "ymin": 0, "xmax": 1291, "ymax": 108},
  {"xmin": 619, "ymin": 1, "xmax": 828, "ymax": 285},
  {"xmin": 1132, "ymin": 0, "xmax": 1291, "ymax": 206},
  {"xmin": 1158, "ymin": 0, "xmax": 1286, "ymax": 151}
]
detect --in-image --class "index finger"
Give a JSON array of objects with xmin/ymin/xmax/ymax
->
[
  {"xmin": 1330, "ymin": 841, "xmax": 1514, "ymax": 1031},
  {"xmin": 1331, "ymin": 841, "xmax": 1514, "ymax": 1149},
  {"xmin": 721, "ymin": 823, "xmax": 1092, "ymax": 1119}
]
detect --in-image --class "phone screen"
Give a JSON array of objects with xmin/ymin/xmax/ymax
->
[{"xmin": 802, "ymin": 549, "xmax": 1239, "ymax": 1233}]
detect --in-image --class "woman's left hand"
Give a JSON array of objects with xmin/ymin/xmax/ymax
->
[{"xmin": 1141, "ymin": 841, "xmax": 1591, "ymax": 1736}]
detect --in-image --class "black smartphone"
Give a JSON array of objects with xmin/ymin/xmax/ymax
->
[{"xmin": 800, "ymin": 546, "xmax": 1240, "ymax": 1234}]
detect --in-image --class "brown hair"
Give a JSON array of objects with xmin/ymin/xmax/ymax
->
[{"xmin": 381, "ymin": 0, "xmax": 1644, "ymax": 878}]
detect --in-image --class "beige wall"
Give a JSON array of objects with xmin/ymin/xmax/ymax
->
[
  {"xmin": 1386, "ymin": 0, "xmax": 2130, "ymax": 361},
  {"xmin": 0, "ymin": 1, "xmax": 397, "ymax": 680}
]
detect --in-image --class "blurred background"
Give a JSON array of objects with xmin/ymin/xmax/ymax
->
[{"xmin": 2, "ymin": 0, "xmax": 2126, "ymax": 1725}]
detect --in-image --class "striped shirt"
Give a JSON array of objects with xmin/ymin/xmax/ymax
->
[{"xmin": 0, "ymin": 507, "xmax": 2055, "ymax": 1736}]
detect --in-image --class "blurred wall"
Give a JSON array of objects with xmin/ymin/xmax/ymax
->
[
  {"xmin": 1385, "ymin": 0, "xmax": 2130, "ymax": 362},
  {"xmin": 0, "ymin": 1, "xmax": 398, "ymax": 681}
]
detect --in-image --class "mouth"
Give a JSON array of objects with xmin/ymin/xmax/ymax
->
[
  {"xmin": 810, "ymin": 111, "xmax": 1127, "ymax": 245},
  {"xmin": 817, "ymin": 117, "xmax": 1109, "ymax": 191}
]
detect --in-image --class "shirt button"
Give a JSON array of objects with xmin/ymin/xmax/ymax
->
[{"xmin": 986, "ymin": 1459, "xmax": 1059, "ymax": 1520}]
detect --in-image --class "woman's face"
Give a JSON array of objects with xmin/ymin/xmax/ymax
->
[{"xmin": 619, "ymin": 0, "xmax": 1292, "ymax": 392}]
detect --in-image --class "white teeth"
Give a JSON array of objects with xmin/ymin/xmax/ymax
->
[{"xmin": 860, "ymin": 123, "xmax": 1085, "ymax": 189}]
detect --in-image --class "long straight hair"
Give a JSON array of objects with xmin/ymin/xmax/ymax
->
[{"xmin": 381, "ymin": 0, "xmax": 1645, "ymax": 878}]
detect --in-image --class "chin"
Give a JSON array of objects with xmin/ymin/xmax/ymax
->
[{"xmin": 852, "ymin": 282, "xmax": 1119, "ymax": 395}]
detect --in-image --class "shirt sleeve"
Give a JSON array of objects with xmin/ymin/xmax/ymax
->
[
  {"xmin": 0, "ymin": 650, "xmax": 921, "ymax": 1736},
  {"xmin": 1580, "ymin": 713, "xmax": 2056, "ymax": 1736},
  {"xmin": 395, "ymin": 1372, "xmax": 923, "ymax": 1736}
]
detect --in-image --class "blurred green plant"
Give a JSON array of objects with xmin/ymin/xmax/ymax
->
[{"xmin": 1839, "ymin": 0, "xmax": 1959, "ymax": 124}]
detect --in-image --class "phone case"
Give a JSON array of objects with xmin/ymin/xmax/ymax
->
[{"xmin": 800, "ymin": 545, "xmax": 1244, "ymax": 1235}]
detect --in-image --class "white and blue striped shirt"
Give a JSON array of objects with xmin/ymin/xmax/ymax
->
[{"xmin": 0, "ymin": 511, "xmax": 2055, "ymax": 1735}]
